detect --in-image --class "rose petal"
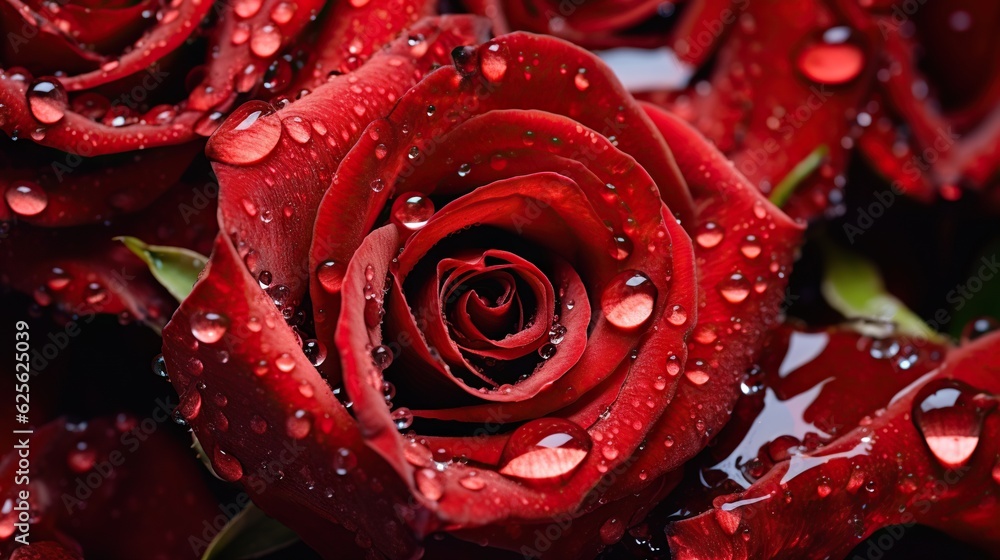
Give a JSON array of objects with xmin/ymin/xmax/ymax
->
[
  {"xmin": 668, "ymin": 331, "xmax": 1000, "ymax": 559},
  {"xmin": 161, "ymin": 232, "xmax": 424, "ymax": 558},
  {"xmin": 209, "ymin": 15, "xmax": 490, "ymax": 315}
]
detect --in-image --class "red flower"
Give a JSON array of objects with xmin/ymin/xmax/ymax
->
[
  {"xmin": 161, "ymin": 25, "xmax": 802, "ymax": 558},
  {"xmin": 666, "ymin": 325, "xmax": 1000, "ymax": 559},
  {"xmin": 0, "ymin": 0, "xmax": 440, "ymax": 324}
]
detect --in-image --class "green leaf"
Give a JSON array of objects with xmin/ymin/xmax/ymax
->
[
  {"xmin": 116, "ymin": 236, "xmax": 207, "ymax": 301},
  {"xmin": 821, "ymin": 241, "xmax": 944, "ymax": 341},
  {"xmin": 768, "ymin": 145, "xmax": 829, "ymax": 208},
  {"xmin": 201, "ymin": 503, "xmax": 300, "ymax": 560}
]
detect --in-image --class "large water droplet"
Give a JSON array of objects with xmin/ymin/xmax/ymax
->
[
  {"xmin": 480, "ymin": 43, "xmax": 508, "ymax": 82},
  {"xmin": 213, "ymin": 446, "xmax": 244, "ymax": 481},
  {"xmin": 601, "ymin": 270, "xmax": 656, "ymax": 330},
  {"xmin": 206, "ymin": 101, "xmax": 280, "ymax": 165},
  {"xmin": 317, "ymin": 260, "xmax": 346, "ymax": 293},
  {"xmin": 498, "ymin": 418, "xmax": 591, "ymax": 484},
  {"xmin": 190, "ymin": 311, "xmax": 229, "ymax": 343},
  {"xmin": 795, "ymin": 27, "xmax": 865, "ymax": 85},
  {"xmin": 27, "ymin": 78, "xmax": 67, "ymax": 124},
  {"xmin": 451, "ymin": 46, "xmax": 478, "ymax": 77},
  {"xmin": 250, "ymin": 24, "xmax": 282, "ymax": 57},
  {"xmin": 391, "ymin": 192, "xmax": 435, "ymax": 232},
  {"xmin": 415, "ymin": 468, "xmax": 444, "ymax": 500},
  {"xmin": 177, "ymin": 388, "xmax": 202, "ymax": 421},
  {"xmin": 718, "ymin": 273, "xmax": 751, "ymax": 304},
  {"xmin": 695, "ymin": 222, "xmax": 723, "ymax": 249},
  {"xmin": 912, "ymin": 379, "xmax": 996, "ymax": 468},
  {"xmin": 5, "ymin": 181, "xmax": 48, "ymax": 216}
]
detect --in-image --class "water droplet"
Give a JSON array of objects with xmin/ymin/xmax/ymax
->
[
  {"xmin": 177, "ymin": 388, "xmax": 202, "ymax": 421},
  {"xmin": 499, "ymin": 418, "xmax": 591, "ymax": 484},
  {"xmin": 601, "ymin": 270, "xmax": 656, "ymax": 330},
  {"xmin": 457, "ymin": 163, "xmax": 471, "ymax": 177},
  {"xmin": 686, "ymin": 364, "xmax": 710, "ymax": 385},
  {"xmin": 371, "ymin": 344, "xmax": 393, "ymax": 370},
  {"xmin": 666, "ymin": 354, "xmax": 681, "ymax": 376},
  {"xmin": 333, "ymin": 447, "xmax": 357, "ymax": 475},
  {"xmin": 459, "ymin": 471, "xmax": 486, "ymax": 491},
  {"xmin": 5, "ymin": 181, "xmax": 48, "ymax": 217},
  {"xmin": 207, "ymin": 101, "xmax": 279, "ymax": 165},
  {"xmin": 416, "ymin": 468, "xmax": 443, "ymax": 500},
  {"xmin": 718, "ymin": 273, "xmax": 751, "ymax": 304},
  {"xmin": 695, "ymin": 222, "xmax": 723, "ymax": 249},
  {"xmin": 275, "ymin": 353, "xmax": 296, "ymax": 372},
  {"xmin": 538, "ymin": 343, "xmax": 557, "ymax": 360},
  {"xmin": 480, "ymin": 44, "xmax": 508, "ymax": 82},
  {"xmin": 451, "ymin": 45, "xmax": 478, "ymax": 77},
  {"xmin": 574, "ymin": 69, "xmax": 590, "ymax": 91},
  {"xmin": 317, "ymin": 260, "xmax": 346, "ymax": 293},
  {"xmin": 913, "ymin": 379, "xmax": 995, "ymax": 468},
  {"xmin": 740, "ymin": 235, "xmax": 762, "ymax": 259},
  {"xmin": 250, "ymin": 24, "xmax": 282, "ymax": 57},
  {"xmin": 269, "ymin": 1, "xmax": 295, "ymax": 24},
  {"xmin": 667, "ymin": 305, "xmax": 687, "ymax": 326},
  {"xmin": 213, "ymin": 446, "xmax": 244, "ymax": 481},
  {"xmin": 282, "ymin": 116, "xmax": 311, "ymax": 143},
  {"xmin": 190, "ymin": 311, "xmax": 229, "ymax": 343},
  {"xmin": 151, "ymin": 354, "xmax": 168, "ymax": 378},
  {"xmin": 391, "ymin": 407, "xmax": 413, "ymax": 430},
  {"xmin": 795, "ymin": 27, "xmax": 865, "ymax": 85},
  {"xmin": 286, "ymin": 409, "xmax": 312, "ymax": 439},
  {"xmin": 303, "ymin": 339, "xmax": 327, "ymax": 366},
  {"xmin": 608, "ymin": 234, "xmax": 633, "ymax": 261},
  {"xmin": 391, "ymin": 192, "xmax": 434, "ymax": 231},
  {"xmin": 27, "ymin": 78, "xmax": 67, "ymax": 124},
  {"xmin": 370, "ymin": 178, "xmax": 385, "ymax": 192}
]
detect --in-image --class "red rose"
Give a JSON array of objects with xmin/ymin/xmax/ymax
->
[
  {"xmin": 668, "ymin": 326, "xmax": 1000, "ymax": 560},
  {"xmin": 0, "ymin": 0, "xmax": 441, "ymax": 323},
  {"xmin": 161, "ymin": 24, "xmax": 802, "ymax": 558}
]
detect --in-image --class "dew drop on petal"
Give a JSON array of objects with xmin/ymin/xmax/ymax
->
[
  {"xmin": 459, "ymin": 471, "xmax": 486, "ymax": 491},
  {"xmin": 286, "ymin": 409, "xmax": 312, "ymax": 439},
  {"xmin": 480, "ymin": 44, "xmax": 507, "ymax": 82},
  {"xmin": 601, "ymin": 270, "xmax": 656, "ymax": 330},
  {"xmin": 190, "ymin": 311, "xmax": 228, "ymax": 343},
  {"xmin": 608, "ymin": 234, "xmax": 633, "ymax": 261},
  {"xmin": 5, "ymin": 181, "xmax": 48, "ymax": 216},
  {"xmin": 391, "ymin": 192, "xmax": 434, "ymax": 231},
  {"xmin": 416, "ymin": 468, "xmax": 444, "ymax": 500},
  {"xmin": 250, "ymin": 25, "xmax": 282, "ymax": 58},
  {"xmin": 213, "ymin": 446, "xmax": 244, "ymax": 481},
  {"xmin": 27, "ymin": 78, "xmax": 67, "ymax": 124},
  {"xmin": 795, "ymin": 27, "xmax": 865, "ymax": 85},
  {"xmin": 718, "ymin": 273, "xmax": 751, "ymax": 304},
  {"xmin": 206, "ymin": 101, "xmax": 280, "ymax": 165},
  {"xmin": 499, "ymin": 418, "xmax": 591, "ymax": 484},
  {"xmin": 317, "ymin": 260, "xmax": 346, "ymax": 293},
  {"xmin": 695, "ymin": 222, "xmax": 723, "ymax": 249},
  {"xmin": 912, "ymin": 379, "xmax": 994, "ymax": 468}
]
